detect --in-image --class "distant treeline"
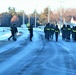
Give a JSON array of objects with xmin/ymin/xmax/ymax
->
[
  {"xmin": 0, "ymin": 12, "xmax": 40, "ymax": 27},
  {"xmin": 0, "ymin": 7, "xmax": 76, "ymax": 27},
  {"xmin": 0, "ymin": 7, "xmax": 41, "ymax": 27}
]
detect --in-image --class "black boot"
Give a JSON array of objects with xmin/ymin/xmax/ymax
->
[{"xmin": 8, "ymin": 38, "xmax": 10, "ymax": 41}]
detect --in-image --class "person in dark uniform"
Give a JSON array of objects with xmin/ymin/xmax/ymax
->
[
  {"xmin": 66, "ymin": 25, "xmax": 71, "ymax": 41},
  {"xmin": 61, "ymin": 24, "xmax": 66, "ymax": 40},
  {"xmin": 8, "ymin": 24, "xmax": 18, "ymax": 41},
  {"xmin": 44, "ymin": 23, "xmax": 51, "ymax": 40},
  {"xmin": 50, "ymin": 24, "xmax": 55, "ymax": 40},
  {"xmin": 55, "ymin": 25, "xmax": 60, "ymax": 42},
  {"xmin": 72, "ymin": 26, "xmax": 75, "ymax": 40},
  {"xmin": 28, "ymin": 24, "xmax": 33, "ymax": 41},
  {"xmin": 72, "ymin": 26, "xmax": 76, "ymax": 41}
]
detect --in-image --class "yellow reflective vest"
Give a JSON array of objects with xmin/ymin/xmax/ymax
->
[
  {"xmin": 55, "ymin": 30, "xmax": 59, "ymax": 32},
  {"xmin": 73, "ymin": 30, "xmax": 76, "ymax": 32},
  {"xmin": 46, "ymin": 28, "xmax": 50, "ymax": 30}
]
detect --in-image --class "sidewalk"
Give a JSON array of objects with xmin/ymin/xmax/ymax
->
[
  {"xmin": 0, "ymin": 27, "xmax": 29, "ymax": 47},
  {"xmin": 0, "ymin": 32, "xmax": 23, "ymax": 41},
  {"xmin": 0, "ymin": 27, "xmax": 26, "ymax": 41}
]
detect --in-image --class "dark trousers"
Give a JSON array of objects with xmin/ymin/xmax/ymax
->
[
  {"xmin": 62, "ymin": 33, "xmax": 66, "ymax": 40},
  {"xmin": 50, "ymin": 34, "xmax": 54, "ymax": 39},
  {"xmin": 8, "ymin": 33, "xmax": 16, "ymax": 41},
  {"xmin": 30, "ymin": 33, "xmax": 33, "ymax": 41},
  {"xmin": 45, "ymin": 32, "xmax": 50, "ymax": 40},
  {"xmin": 73, "ymin": 32, "xmax": 76, "ymax": 41},
  {"xmin": 55, "ymin": 32, "xmax": 58, "ymax": 42},
  {"xmin": 66, "ymin": 33, "xmax": 70, "ymax": 40}
]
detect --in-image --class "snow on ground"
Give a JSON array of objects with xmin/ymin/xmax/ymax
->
[
  {"xmin": 0, "ymin": 27, "xmax": 10, "ymax": 40},
  {"xmin": 0, "ymin": 27, "xmax": 75, "ymax": 52},
  {"xmin": 0, "ymin": 27, "xmax": 43, "ymax": 40},
  {"xmin": 0, "ymin": 28, "xmax": 43, "ymax": 74},
  {"xmin": 0, "ymin": 27, "xmax": 29, "ymax": 40},
  {"xmin": 0, "ymin": 27, "xmax": 29, "ymax": 52},
  {"xmin": 1, "ymin": 27, "xmax": 76, "ymax": 75},
  {"xmin": 0, "ymin": 27, "xmax": 44, "ymax": 53}
]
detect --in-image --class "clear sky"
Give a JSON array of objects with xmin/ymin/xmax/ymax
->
[{"xmin": 0, "ymin": 0, "xmax": 76, "ymax": 14}]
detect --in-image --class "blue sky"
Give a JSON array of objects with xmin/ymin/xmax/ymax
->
[{"xmin": 0, "ymin": 0, "xmax": 76, "ymax": 14}]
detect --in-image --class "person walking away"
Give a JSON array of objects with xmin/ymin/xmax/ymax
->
[
  {"xmin": 28, "ymin": 24, "xmax": 33, "ymax": 41},
  {"xmin": 66, "ymin": 25, "xmax": 71, "ymax": 41},
  {"xmin": 26, "ymin": 23, "xmax": 30, "ymax": 30},
  {"xmin": 72, "ymin": 26, "xmax": 75, "ymax": 40},
  {"xmin": 8, "ymin": 24, "xmax": 18, "ymax": 41},
  {"xmin": 61, "ymin": 24, "xmax": 66, "ymax": 40},
  {"xmin": 55, "ymin": 25, "xmax": 60, "ymax": 42},
  {"xmin": 50, "ymin": 24, "xmax": 55, "ymax": 40},
  {"xmin": 72, "ymin": 26, "xmax": 76, "ymax": 41},
  {"xmin": 44, "ymin": 23, "xmax": 51, "ymax": 40}
]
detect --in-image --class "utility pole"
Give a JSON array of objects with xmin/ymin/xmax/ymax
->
[
  {"xmin": 60, "ymin": 0, "xmax": 65, "ymax": 26},
  {"xmin": 0, "ymin": 18, "xmax": 1, "ymax": 26},
  {"xmin": 29, "ymin": 14, "xmax": 30, "ymax": 25},
  {"xmin": 48, "ymin": 6, "xmax": 50, "ymax": 23},
  {"xmin": 23, "ymin": 11, "xmax": 25, "ymax": 25},
  {"xmin": 60, "ymin": 0, "xmax": 62, "ymax": 26},
  {"xmin": 60, "ymin": 0, "xmax": 63, "ymax": 30},
  {"xmin": 35, "ymin": 9, "xmax": 36, "ymax": 28}
]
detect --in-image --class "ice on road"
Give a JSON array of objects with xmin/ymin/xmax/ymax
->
[{"xmin": 0, "ymin": 28, "xmax": 76, "ymax": 75}]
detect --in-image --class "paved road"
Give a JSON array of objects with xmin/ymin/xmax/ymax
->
[{"xmin": 0, "ymin": 31, "xmax": 76, "ymax": 75}]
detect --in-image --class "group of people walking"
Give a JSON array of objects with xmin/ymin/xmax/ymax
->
[
  {"xmin": 61, "ymin": 24, "xmax": 76, "ymax": 42},
  {"xmin": 44, "ymin": 23, "xmax": 60, "ymax": 42},
  {"xmin": 8, "ymin": 23, "xmax": 33, "ymax": 41},
  {"xmin": 44, "ymin": 23, "xmax": 76, "ymax": 42},
  {"xmin": 8, "ymin": 23, "xmax": 76, "ymax": 42}
]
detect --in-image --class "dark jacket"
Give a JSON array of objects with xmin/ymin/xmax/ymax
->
[
  {"xmin": 10, "ymin": 25, "xmax": 18, "ymax": 34},
  {"xmin": 61, "ymin": 25, "xmax": 66, "ymax": 39},
  {"xmin": 55, "ymin": 25, "xmax": 60, "ymax": 33},
  {"xmin": 55, "ymin": 25, "xmax": 60, "ymax": 41},
  {"xmin": 29, "ymin": 25, "xmax": 33, "ymax": 35},
  {"xmin": 44, "ymin": 23, "xmax": 51, "ymax": 33},
  {"xmin": 66, "ymin": 25, "xmax": 71, "ymax": 40},
  {"xmin": 50, "ymin": 24, "xmax": 55, "ymax": 35},
  {"xmin": 44, "ymin": 23, "xmax": 51, "ymax": 40}
]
